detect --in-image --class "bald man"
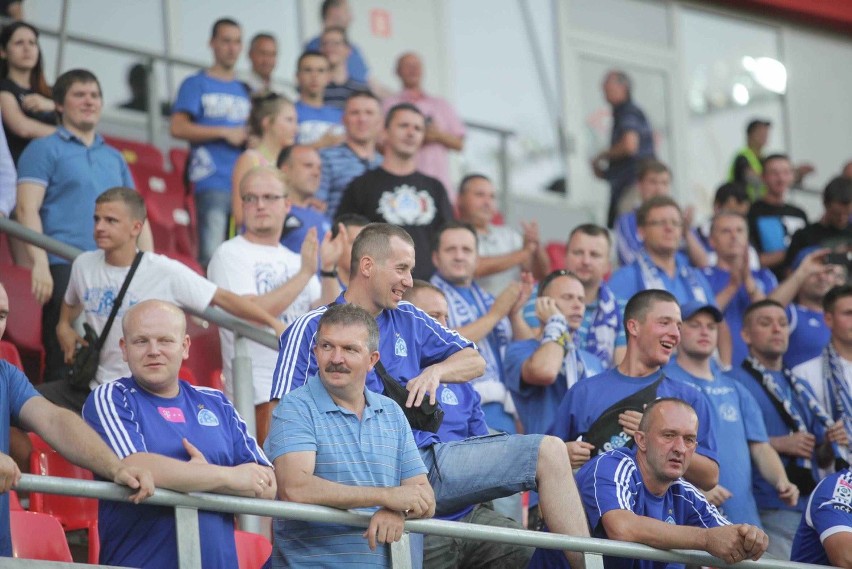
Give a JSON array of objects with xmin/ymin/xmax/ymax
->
[{"xmin": 83, "ymin": 300, "xmax": 274, "ymax": 569}]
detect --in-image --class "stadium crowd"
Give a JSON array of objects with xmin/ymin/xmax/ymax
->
[{"xmin": 1, "ymin": 1, "xmax": 852, "ymax": 568}]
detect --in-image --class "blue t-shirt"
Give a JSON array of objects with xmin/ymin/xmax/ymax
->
[
  {"xmin": 317, "ymin": 143, "xmax": 383, "ymax": 219},
  {"xmin": 280, "ymin": 204, "xmax": 332, "ymax": 254},
  {"xmin": 504, "ymin": 339, "xmax": 603, "ymax": 435},
  {"xmin": 271, "ymin": 293, "xmax": 475, "ymax": 448},
  {"xmin": 83, "ymin": 377, "xmax": 270, "ymax": 569},
  {"xmin": 17, "ymin": 127, "xmax": 135, "ymax": 265},
  {"xmin": 265, "ymin": 375, "xmax": 426, "ymax": 568},
  {"xmin": 703, "ymin": 266, "xmax": 778, "ymax": 368},
  {"xmin": 664, "ymin": 362, "xmax": 768, "ymax": 526},
  {"xmin": 304, "ymin": 37, "xmax": 369, "ymax": 83},
  {"xmin": 785, "ymin": 304, "xmax": 830, "ymax": 369},
  {"xmin": 547, "ymin": 367, "xmax": 718, "ymax": 464},
  {"xmin": 295, "ymin": 101, "xmax": 344, "ymax": 145},
  {"xmin": 529, "ymin": 447, "xmax": 729, "ymax": 569},
  {"xmin": 172, "ymin": 72, "xmax": 250, "ymax": 193},
  {"xmin": 0, "ymin": 361, "xmax": 39, "ymax": 557},
  {"xmin": 728, "ymin": 365, "xmax": 825, "ymax": 511},
  {"xmin": 791, "ymin": 468, "xmax": 852, "ymax": 565},
  {"xmin": 607, "ymin": 254, "xmax": 716, "ymax": 307}
]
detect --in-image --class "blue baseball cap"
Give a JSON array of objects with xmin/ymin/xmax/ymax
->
[{"xmin": 681, "ymin": 300, "xmax": 723, "ymax": 323}]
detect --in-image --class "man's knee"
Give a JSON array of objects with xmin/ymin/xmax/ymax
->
[{"xmin": 537, "ymin": 435, "xmax": 570, "ymax": 473}]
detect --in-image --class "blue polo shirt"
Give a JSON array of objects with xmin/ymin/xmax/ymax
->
[
  {"xmin": 83, "ymin": 377, "xmax": 270, "ymax": 569},
  {"xmin": 703, "ymin": 266, "xmax": 778, "ymax": 368},
  {"xmin": 791, "ymin": 468, "xmax": 852, "ymax": 565},
  {"xmin": 547, "ymin": 367, "xmax": 718, "ymax": 465},
  {"xmin": 608, "ymin": 253, "xmax": 716, "ymax": 307},
  {"xmin": 172, "ymin": 72, "xmax": 250, "ymax": 194},
  {"xmin": 504, "ymin": 339, "xmax": 603, "ymax": 435},
  {"xmin": 265, "ymin": 375, "xmax": 426, "ymax": 568},
  {"xmin": 271, "ymin": 293, "xmax": 475, "ymax": 448},
  {"xmin": 664, "ymin": 362, "xmax": 768, "ymax": 526},
  {"xmin": 317, "ymin": 143, "xmax": 382, "ymax": 219},
  {"xmin": 785, "ymin": 304, "xmax": 830, "ymax": 368},
  {"xmin": 0, "ymin": 362, "xmax": 39, "ymax": 557},
  {"xmin": 17, "ymin": 127, "xmax": 134, "ymax": 265},
  {"xmin": 728, "ymin": 365, "xmax": 824, "ymax": 511}
]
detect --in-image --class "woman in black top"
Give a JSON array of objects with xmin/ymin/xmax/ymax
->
[{"xmin": 0, "ymin": 21, "xmax": 56, "ymax": 163}]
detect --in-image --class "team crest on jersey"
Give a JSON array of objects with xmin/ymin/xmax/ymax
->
[
  {"xmin": 440, "ymin": 388, "xmax": 459, "ymax": 406},
  {"xmin": 395, "ymin": 334, "xmax": 408, "ymax": 357},
  {"xmin": 664, "ymin": 516, "xmax": 676, "ymax": 524},
  {"xmin": 158, "ymin": 407, "xmax": 186, "ymax": 423},
  {"xmin": 377, "ymin": 184, "xmax": 437, "ymax": 225},
  {"xmin": 197, "ymin": 409, "xmax": 220, "ymax": 427},
  {"xmin": 718, "ymin": 403, "xmax": 739, "ymax": 422},
  {"xmin": 833, "ymin": 476, "xmax": 852, "ymax": 506}
]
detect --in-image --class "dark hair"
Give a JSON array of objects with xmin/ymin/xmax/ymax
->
[
  {"xmin": 211, "ymin": 18, "xmax": 240, "ymax": 40},
  {"xmin": 823, "ymin": 176, "xmax": 852, "ymax": 207},
  {"xmin": 343, "ymin": 90, "xmax": 380, "ymax": 109},
  {"xmin": 249, "ymin": 33, "xmax": 276, "ymax": 50},
  {"xmin": 96, "ymin": 187, "xmax": 147, "ymax": 222},
  {"xmin": 762, "ymin": 153, "xmax": 790, "ymax": 170},
  {"xmin": 538, "ymin": 269, "xmax": 582, "ymax": 298},
  {"xmin": 331, "ymin": 213, "xmax": 370, "ymax": 238},
  {"xmin": 53, "ymin": 68, "xmax": 101, "ymax": 108},
  {"xmin": 637, "ymin": 159, "xmax": 670, "ymax": 181},
  {"xmin": 568, "ymin": 223, "xmax": 611, "ymax": 248},
  {"xmin": 638, "ymin": 398, "xmax": 696, "ymax": 432},
  {"xmin": 384, "ymin": 102, "xmax": 423, "ymax": 129},
  {"xmin": 607, "ymin": 70, "xmax": 632, "ymax": 95},
  {"xmin": 248, "ymin": 93, "xmax": 293, "ymax": 137},
  {"xmin": 458, "ymin": 173, "xmax": 490, "ymax": 196},
  {"xmin": 742, "ymin": 299, "xmax": 786, "ymax": 327},
  {"xmin": 636, "ymin": 195, "xmax": 681, "ymax": 227},
  {"xmin": 713, "ymin": 182, "xmax": 749, "ymax": 208},
  {"xmin": 320, "ymin": 0, "xmax": 344, "ymax": 21},
  {"xmin": 350, "ymin": 223, "xmax": 415, "ymax": 278},
  {"xmin": 321, "ymin": 26, "xmax": 349, "ymax": 46},
  {"xmin": 432, "ymin": 220, "xmax": 478, "ymax": 252},
  {"xmin": 317, "ymin": 303, "xmax": 379, "ymax": 352},
  {"xmin": 297, "ymin": 50, "xmax": 328, "ymax": 71},
  {"xmin": 623, "ymin": 290, "xmax": 678, "ymax": 336},
  {"xmin": 823, "ymin": 284, "xmax": 852, "ymax": 313},
  {"xmin": 0, "ymin": 22, "xmax": 51, "ymax": 98}
]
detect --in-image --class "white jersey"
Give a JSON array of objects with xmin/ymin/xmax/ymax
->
[
  {"xmin": 65, "ymin": 250, "xmax": 217, "ymax": 388},
  {"xmin": 208, "ymin": 236, "xmax": 320, "ymax": 405}
]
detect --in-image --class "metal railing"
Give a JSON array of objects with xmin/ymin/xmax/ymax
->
[{"xmin": 13, "ymin": 474, "xmax": 827, "ymax": 569}]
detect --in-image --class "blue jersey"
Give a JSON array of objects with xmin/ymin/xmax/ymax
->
[
  {"xmin": 547, "ymin": 367, "xmax": 718, "ymax": 464},
  {"xmin": 83, "ymin": 377, "xmax": 270, "ymax": 569},
  {"xmin": 703, "ymin": 266, "xmax": 777, "ymax": 368},
  {"xmin": 295, "ymin": 101, "xmax": 344, "ymax": 145},
  {"xmin": 664, "ymin": 362, "xmax": 768, "ymax": 526},
  {"xmin": 785, "ymin": 304, "xmax": 830, "ymax": 368},
  {"xmin": 271, "ymin": 293, "xmax": 475, "ymax": 448},
  {"xmin": 172, "ymin": 72, "xmax": 250, "ymax": 193},
  {"xmin": 607, "ymin": 254, "xmax": 716, "ymax": 308},
  {"xmin": 504, "ymin": 339, "xmax": 603, "ymax": 435},
  {"xmin": 791, "ymin": 468, "xmax": 852, "ymax": 565},
  {"xmin": 729, "ymin": 365, "xmax": 824, "ymax": 511},
  {"xmin": 0, "ymin": 362, "xmax": 39, "ymax": 557},
  {"xmin": 280, "ymin": 204, "xmax": 332, "ymax": 254},
  {"xmin": 614, "ymin": 210, "xmax": 641, "ymax": 266},
  {"xmin": 529, "ymin": 447, "xmax": 729, "ymax": 569}
]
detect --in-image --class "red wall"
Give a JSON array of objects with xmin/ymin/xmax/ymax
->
[{"xmin": 707, "ymin": 0, "xmax": 852, "ymax": 35}]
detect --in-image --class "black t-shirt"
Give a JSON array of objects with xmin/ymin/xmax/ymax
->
[
  {"xmin": 785, "ymin": 221, "xmax": 852, "ymax": 268},
  {"xmin": 0, "ymin": 78, "xmax": 57, "ymax": 163},
  {"xmin": 747, "ymin": 199, "xmax": 808, "ymax": 277},
  {"xmin": 337, "ymin": 167, "xmax": 453, "ymax": 280}
]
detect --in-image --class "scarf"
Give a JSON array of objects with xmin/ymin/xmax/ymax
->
[
  {"xmin": 579, "ymin": 283, "xmax": 619, "ymax": 368},
  {"xmin": 743, "ymin": 357, "xmax": 845, "ymax": 466},
  {"xmin": 636, "ymin": 249, "xmax": 708, "ymax": 303},
  {"xmin": 821, "ymin": 344, "xmax": 852, "ymax": 455},
  {"xmin": 430, "ymin": 275, "xmax": 512, "ymax": 407},
  {"xmin": 541, "ymin": 314, "xmax": 583, "ymax": 389}
]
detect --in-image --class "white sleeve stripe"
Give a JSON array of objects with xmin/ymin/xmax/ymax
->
[
  {"xmin": 820, "ymin": 526, "xmax": 852, "ymax": 542},
  {"xmin": 93, "ymin": 384, "xmax": 136, "ymax": 458},
  {"xmin": 613, "ymin": 456, "xmax": 635, "ymax": 510},
  {"xmin": 273, "ymin": 307, "xmax": 325, "ymax": 399},
  {"xmin": 672, "ymin": 482, "xmax": 732, "ymax": 526}
]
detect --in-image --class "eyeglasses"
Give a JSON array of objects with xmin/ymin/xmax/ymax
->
[
  {"xmin": 644, "ymin": 219, "xmax": 683, "ymax": 228},
  {"xmin": 241, "ymin": 193, "xmax": 286, "ymax": 205}
]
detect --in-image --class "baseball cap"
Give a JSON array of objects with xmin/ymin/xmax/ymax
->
[{"xmin": 681, "ymin": 300, "xmax": 723, "ymax": 323}]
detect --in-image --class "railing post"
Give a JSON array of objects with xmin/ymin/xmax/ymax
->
[
  {"xmin": 585, "ymin": 551, "xmax": 606, "ymax": 569},
  {"xmin": 174, "ymin": 506, "xmax": 203, "ymax": 569},
  {"xmin": 232, "ymin": 333, "xmax": 262, "ymax": 534},
  {"xmin": 390, "ymin": 532, "xmax": 413, "ymax": 569},
  {"xmin": 498, "ymin": 132, "xmax": 511, "ymax": 214}
]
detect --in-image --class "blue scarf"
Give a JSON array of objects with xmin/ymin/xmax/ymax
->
[
  {"xmin": 430, "ymin": 275, "xmax": 512, "ymax": 407},
  {"xmin": 636, "ymin": 249, "xmax": 708, "ymax": 303},
  {"xmin": 541, "ymin": 314, "xmax": 584, "ymax": 389},
  {"xmin": 821, "ymin": 344, "xmax": 852, "ymax": 458},
  {"xmin": 578, "ymin": 283, "xmax": 619, "ymax": 368}
]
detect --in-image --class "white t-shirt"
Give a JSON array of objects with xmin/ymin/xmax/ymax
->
[
  {"xmin": 476, "ymin": 224, "xmax": 523, "ymax": 297},
  {"xmin": 208, "ymin": 236, "xmax": 320, "ymax": 405},
  {"xmin": 65, "ymin": 250, "xmax": 218, "ymax": 388},
  {"xmin": 792, "ymin": 352, "xmax": 852, "ymax": 414}
]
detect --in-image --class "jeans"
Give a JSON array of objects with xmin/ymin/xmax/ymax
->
[{"xmin": 194, "ymin": 190, "xmax": 231, "ymax": 267}]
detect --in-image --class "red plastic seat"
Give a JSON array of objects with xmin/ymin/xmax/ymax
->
[
  {"xmin": 545, "ymin": 241, "xmax": 567, "ymax": 271},
  {"xmin": 1, "ymin": 265, "xmax": 44, "ymax": 383},
  {"xmin": 104, "ymin": 135, "xmax": 164, "ymax": 169},
  {"xmin": 9, "ymin": 490, "xmax": 23, "ymax": 511},
  {"xmin": 169, "ymin": 146, "xmax": 190, "ymax": 181},
  {"xmin": 0, "ymin": 340, "xmax": 24, "ymax": 371},
  {"xmin": 235, "ymin": 530, "xmax": 272, "ymax": 569},
  {"xmin": 10, "ymin": 510, "xmax": 73, "ymax": 562},
  {"xmin": 0, "ymin": 230, "xmax": 12, "ymax": 266},
  {"xmin": 208, "ymin": 368, "xmax": 224, "ymax": 392},
  {"xmin": 179, "ymin": 365, "xmax": 198, "ymax": 386},
  {"xmin": 184, "ymin": 317, "xmax": 222, "ymax": 393},
  {"xmin": 130, "ymin": 164, "xmax": 198, "ymax": 260},
  {"xmin": 28, "ymin": 433, "xmax": 99, "ymax": 564}
]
